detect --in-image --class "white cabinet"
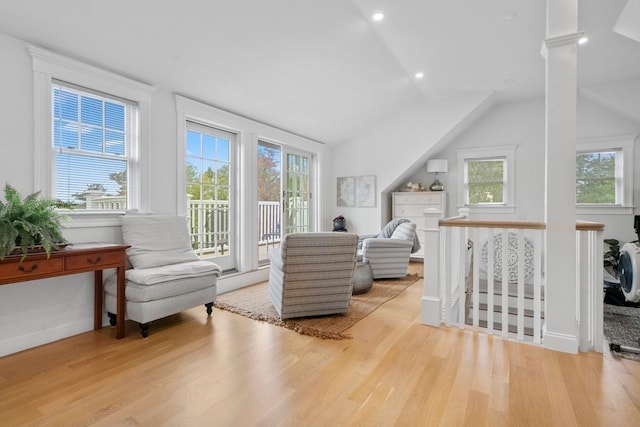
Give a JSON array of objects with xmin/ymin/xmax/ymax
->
[{"xmin": 392, "ymin": 192, "xmax": 447, "ymax": 259}]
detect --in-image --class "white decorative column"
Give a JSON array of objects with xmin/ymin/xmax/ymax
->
[
  {"xmin": 541, "ymin": 0, "xmax": 583, "ymax": 353},
  {"xmin": 421, "ymin": 209, "xmax": 443, "ymax": 326}
]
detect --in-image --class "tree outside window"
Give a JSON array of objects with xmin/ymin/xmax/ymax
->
[
  {"xmin": 457, "ymin": 145, "xmax": 515, "ymax": 212},
  {"xmin": 576, "ymin": 150, "xmax": 616, "ymax": 204},
  {"xmin": 52, "ymin": 83, "xmax": 135, "ymax": 211},
  {"xmin": 258, "ymin": 143, "xmax": 281, "ymax": 202},
  {"xmin": 185, "ymin": 127, "xmax": 233, "ymax": 257},
  {"xmin": 466, "ymin": 159, "xmax": 505, "ymax": 205}
]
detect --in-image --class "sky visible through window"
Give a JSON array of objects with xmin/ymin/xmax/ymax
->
[
  {"xmin": 53, "ymin": 86, "xmax": 128, "ymax": 207},
  {"xmin": 186, "ymin": 130, "xmax": 231, "ymax": 202}
]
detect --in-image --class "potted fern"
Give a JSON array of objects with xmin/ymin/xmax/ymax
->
[{"xmin": 0, "ymin": 183, "xmax": 67, "ymax": 260}]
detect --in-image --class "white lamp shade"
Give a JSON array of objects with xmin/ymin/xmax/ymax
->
[{"xmin": 426, "ymin": 159, "xmax": 448, "ymax": 173}]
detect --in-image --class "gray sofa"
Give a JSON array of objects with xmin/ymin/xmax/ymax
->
[
  {"xmin": 358, "ymin": 221, "xmax": 417, "ymax": 279},
  {"xmin": 268, "ymin": 232, "xmax": 359, "ymax": 319}
]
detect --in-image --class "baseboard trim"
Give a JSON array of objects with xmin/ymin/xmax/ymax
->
[
  {"xmin": 543, "ymin": 326, "xmax": 579, "ymax": 354},
  {"xmin": 421, "ymin": 296, "xmax": 442, "ymax": 326},
  {"xmin": 0, "ymin": 319, "xmax": 92, "ymax": 358},
  {"xmin": 217, "ymin": 268, "xmax": 269, "ymax": 295}
]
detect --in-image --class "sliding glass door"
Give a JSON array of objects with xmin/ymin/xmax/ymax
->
[
  {"xmin": 185, "ymin": 121, "xmax": 236, "ymax": 271},
  {"xmin": 283, "ymin": 150, "xmax": 311, "ymax": 235},
  {"xmin": 257, "ymin": 142, "xmax": 313, "ymax": 265}
]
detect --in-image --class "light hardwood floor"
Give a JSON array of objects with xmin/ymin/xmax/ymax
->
[{"xmin": 1, "ymin": 263, "xmax": 639, "ymax": 426}]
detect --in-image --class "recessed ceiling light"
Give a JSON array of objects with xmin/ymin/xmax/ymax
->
[
  {"xmin": 372, "ymin": 12, "xmax": 385, "ymax": 22},
  {"xmin": 415, "ymin": 72, "xmax": 424, "ymax": 79},
  {"xmin": 501, "ymin": 13, "xmax": 517, "ymax": 22},
  {"xmin": 578, "ymin": 36, "xmax": 589, "ymax": 45}
]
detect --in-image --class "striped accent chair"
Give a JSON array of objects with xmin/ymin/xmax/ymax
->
[
  {"xmin": 268, "ymin": 232, "xmax": 359, "ymax": 320},
  {"xmin": 359, "ymin": 221, "xmax": 417, "ymax": 279}
]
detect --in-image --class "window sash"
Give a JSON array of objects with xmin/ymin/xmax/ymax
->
[
  {"xmin": 575, "ymin": 149, "xmax": 620, "ymax": 205},
  {"xmin": 465, "ymin": 158, "xmax": 506, "ymax": 205},
  {"xmin": 51, "ymin": 82, "xmax": 137, "ymax": 211},
  {"xmin": 185, "ymin": 121, "xmax": 235, "ymax": 261},
  {"xmin": 31, "ymin": 45, "xmax": 154, "ymax": 226}
]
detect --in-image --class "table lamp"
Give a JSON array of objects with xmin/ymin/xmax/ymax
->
[{"xmin": 426, "ymin": 159, "xmax": 448, "ymax": 191}]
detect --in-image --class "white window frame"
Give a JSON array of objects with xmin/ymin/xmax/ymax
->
[
  {"xmin": 176, "ymin": 96, "xmax": 242, "ymax": 273},
  {"xmin": 30, "ymin": 45, "xmax": 155, "ymax": 227},
  {"xmin": 576, "ymin": 135, "xmax": 635, "ymax": 215},
  {"xmin": 457, "ymin": 145, "xmax": 516, "ymax": 214},
  {"xmin": 184, "ymin": 120, "xmax": 237, "ymax": 271},
  {"xmin": 175, "ymin": 95, "xmax": 324, "ymax": 275}
]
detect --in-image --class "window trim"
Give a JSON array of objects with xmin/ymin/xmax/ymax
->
[
  {"xmin": 175, "ymin": 94, "xmax": 324, "ymax": 274},
  {"xmin": 576, "ymin": 135, "xmax": 636, "ymax": 215},
  {"xmin": 457, "ymin": 145, "xmax": 516, "ymax": 214},
  {"xmin": 185, "ymin": 120, "xmax": 237, "ymax": 270},
  {"xmin": 30, "ymin": 45, "xmax": 155, "ymax": 227},
  {"xmin": 176, "ymin": 96, "xmax": 243, "ymax": 272}
]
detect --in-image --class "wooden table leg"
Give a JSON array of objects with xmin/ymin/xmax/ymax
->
[
  {"xmin": 116, "ymin": 265, "xmax": 126, "ymax": 339},
  {"xmin": 94, "ymin": 270, "xmax": 103, "ymax": 331}
]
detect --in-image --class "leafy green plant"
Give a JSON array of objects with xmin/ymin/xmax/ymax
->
[
  {"xmin": 0, "ymin": 183, "xmax": 67, "ymax": 260},
  {"xmin": 603, "ymin": 238, "xmax": 620, "ymax": 277}
]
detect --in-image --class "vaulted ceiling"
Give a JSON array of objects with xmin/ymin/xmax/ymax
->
[{"xmin": 0, "ymin": 0, "xmax": 638, "ymax": 144}]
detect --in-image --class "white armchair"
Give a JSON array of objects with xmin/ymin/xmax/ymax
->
[
  {"xmin": 359, "ymin": 221, "xmax": 418, "ymax": 279},
  {"xmin": 104, "ymin": 215, "xmax": 221, "ymax": 337}
]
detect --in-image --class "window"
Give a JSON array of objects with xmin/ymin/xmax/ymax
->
[
  {"xmin": 52, "ymin": 82, "xmax": 136, "ymax": 211},
  {"xmin": 257, "ymin": 141, "xmax": 282, "ymax": 266},
  {"xmin": 466, "ymin": 158, "xmax": 505, "ymax": 204},
  {"xmin": 30, "ymin": 45, "xmax": 154, "ymax": 225},
  {"xmin": 576, "ymin": 135, "xmax": 635, "ymax": 213},
  {"xmin": 185, "ymin": 121, "xmax": 234, "ymax": 263},
  {"xmin": 457, "ymin": 145, "xmax": 516, "ymax": 212},
  {"xmin": 576, "ymin": 150, "xmax": 617, "ymax": 204},
  {"xmin": 176, "ymin": 95, "xmax": 322, "ymax": 273}
]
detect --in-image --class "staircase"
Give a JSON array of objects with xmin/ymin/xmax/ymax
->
[
  {"xmin": 465, "ymin": 277, "xmax": 545, "ymax": 340},
  {"xmin": 424, "ymin": 213, "xmax": 604, "ymax": 351}
]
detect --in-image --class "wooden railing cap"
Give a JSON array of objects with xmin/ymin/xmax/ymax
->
[
  {"xmin": 439, "ymin": 217, "xmax": 605, "ymax": 232},
  {"xmin": 575, "ymin": 220, "xmax": 605, "ymax": 231},
  {"xmin": 439, "ymin": 218, "xmax": 546, "ymax": 230}
]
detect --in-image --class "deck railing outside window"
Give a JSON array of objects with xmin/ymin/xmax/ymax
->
[
  {"xmin": 89, "ymin": 198, "xmax": 281, "ymax": 257},
  {"xmin": 187, "ymin": 199, "xmax": 230, "ymax": 257},
  {"xmin": 186, "ymin": 200, "xmax": 281, "ymax": 257}
]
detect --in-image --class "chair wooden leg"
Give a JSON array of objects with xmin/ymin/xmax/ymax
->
[
  {"xmin": 205, "ymin": 302, "xmax": 213, "ymax": 316},
  {"xmin": 107, "ymin": 312, "xmax": 117, "ymax": 327},
  {"xmin": 139, "ymin": 323, "xmax": 150, "ymax": 338}
]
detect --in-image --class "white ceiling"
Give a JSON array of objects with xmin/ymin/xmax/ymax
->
[{"xmin": 0, "ymin": 0, "xmax": 638, "ymax": 144}]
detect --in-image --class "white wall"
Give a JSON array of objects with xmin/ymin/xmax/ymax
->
[
  {"xmin": 580, "ymin": 78, "xmax": 640, "ymax": 124},
  {"xmin": 406, "ymin": 95, "xmax": 640, "ymax": 243},
  {"xmin": 2, "ymin": 28, "xmax": 637, "ymax": 357},
  {"xmin": 329, "ymin": 91, "xmax": 495, "ymax": 235},
  {"xmin": 0, "ymin": 34, "xmax": 34, "ymax": 189},
  {"xmin": 0, "ymin": 33, "xmax": 325, "ymax": 357},
  {"xmin": 576, "ymin": 95, "xmax": 640, "ymax": 242},
  {"xmin": 0, "ymin": 34, "xmax": 182, "ymax": 357}
]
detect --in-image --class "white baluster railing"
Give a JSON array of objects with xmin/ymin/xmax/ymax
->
[
  {"xmin": 258, "ymin": 201, "xmax": 281, "ymax": 243},
  {"xmin": 576, "ymin": 220, "xmax": 605, "ymax": 352},
  {"xmin": 442, "ymin": 218, "xmax": 546, "ymax": 344},
  {"xmin": 423, "ymin": 211, "xmax": 605, "ymax": 351}
]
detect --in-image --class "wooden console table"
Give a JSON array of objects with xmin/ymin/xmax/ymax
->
[{"xmin": 0, "ymin": 243, "xmax": 129, "ymax": 339}]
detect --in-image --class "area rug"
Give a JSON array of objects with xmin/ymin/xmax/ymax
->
[
  {"xmin": 214, "ymin": 274, "xmax": 420, "ymax": 340},
  {"xmin": 603, "ymin": 303, "xmax": 640, "ymax": 361}
]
